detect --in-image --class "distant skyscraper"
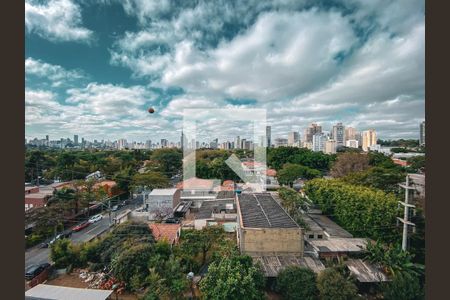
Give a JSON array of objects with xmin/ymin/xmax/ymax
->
[
  {"xmin": 362, "ymin": 129, "xmax": 377, "ymax": 151},
  {"xmin": 274, "ymin": 138, "xmax": 288, "ymax": 148},
  {"xmin": 181, "ymin": 130, "xmax": 188, "ymax": 149},
  {"xmin": 235, "ymin": 136, "xmax": 241, "ymax": 149},
  {"xmin": 346, "ymin": 139, "xmax": 359, "ymax": 148},
  {"xmin": 345, "ymin": 127, "xmax": 357, "ymax": 141},
  {"xmin": 210, "ymin": 138, "xmax": 218, "ymax": 149},
  {"xmin": 74, "ymin": 135, "xmax": 79, "ymax": 145},
  {"xmin": 325, "ymin": 139, "xmax": 337, "ymax": 154},
  {"xmin": 332, "ymin": 123, "xmax": 345, "ymax": 147},
  {"xmin": 266, "ymin": 126, "xmax": 271, "ymax": 148},
  {"xmin": 312, "ymin": 133, "xmax": 326, "ymax": 152},
  {"xmin": 304, "ymin": 123, "xmax": 322, "ymax": 143},
  {"xmin": 161, "ymin": 139, "xmax": 168, "ymax": 148},
  {"xmin": 240, "ymin": 138, "xmax": 246, "ymax": 149},
  {"xmin": 118, "ymin": 138, "xmax": 127, "ymax": 150},
  {"xmin": 419, "ymin": 121, "xmax": 425, "ymax": 146},
  {"xmin": 288, "ymin": 131, "xmax": 300, "ymax": 146},
  {"xmin": 145, "ymin": 140, "xmax": 152, "ymax": 149}
]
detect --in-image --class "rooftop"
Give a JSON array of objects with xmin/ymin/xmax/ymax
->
[
  {"xmin": 25, "ymin": 186, "xmax": 39, "ymax": 192},
  {"xmin": 25, "ymin": 192, "xmax": 52, "ymax": 199},
  {"xmin": 176, "ymin": 177, "xmax": 216, "ymax": 190},
  {"xmin": 25, "ymin": 284, "xmax": 113, "ymax": 300},
  {"xmin": 196, "ymin": 199, "xmax": 235, "ymax": 219},
  {"xmin": 238, "ymin": 193, "xmax": 299, "ymax": 229},
  {"xmin": 149, "ymin": 188, "xmax": 179, "ymax": 196},
  {"xmin": 149, "ymin": 223, "xmax": 181, "ymax": 243},
  {"xmin": 252, "ymin": 255, "xmax": 325, "ymax": 277},
  {"xmin": 216, "ymin": 190, "xmax": 235, "ymax": 199},
  {"xmin": 308, "ymin": 238, "xmax": 368, "ymax": 253},
  {"xmin": 308, "ymin": 214, "xmax": 353, "ymax": 238},
  {"xmin": 345, "ymin": 259, "xmax": 389, "ymax": 283}
]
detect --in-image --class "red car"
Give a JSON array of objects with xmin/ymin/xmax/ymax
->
[{"xmin": 72, "ymin": 221, "xmax": 91, "ymax": 232}]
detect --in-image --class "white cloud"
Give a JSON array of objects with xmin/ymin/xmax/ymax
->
[
  {"xmin": 25, "ymin": 0, "xmax": 93, "ymax": 43},
  {"xmin": 25, "ymin": 57, "xmax": 87, "ymax": 87}
]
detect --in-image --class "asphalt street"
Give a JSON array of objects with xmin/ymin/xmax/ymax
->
[{"xmin": 25, "ymin": 200, "xmax": 140, "ymax": 270}]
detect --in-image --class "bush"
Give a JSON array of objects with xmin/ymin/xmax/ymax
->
[
  {"xmin": 317, "ymin": 268, "xmax": 358, "ymax": 300},
  {"xmin": 276, "ymin": 266, "xmax": 318, "ymax": 300}
]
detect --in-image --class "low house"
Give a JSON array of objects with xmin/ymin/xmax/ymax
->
[
  {"xmin": 237, "ymin": 193, "xmax": 303, "ymax": 256},
  {"xmin": 25, "ymin": 186, "xmax": 39, "ymax": 195},
  {"xmin": 145, "ymin": 188, "xmax": 181, "ymax": 220},
  {"xmin": 265, "ymin": 169, "xmax": 280, "ymax": 190},
  {"xmin": 252, "ymin": 255, "xmax": 325, "ymax": 277},
  {"xmin": 193, "ymin": 198, "xmax": 237, "ymax": 230},
  {"xmin": 149, "ymin": 223, "xmax": 182, "ymax": 246},
  {"xmin": 345, "ymin": 258, "xmax": 389, "ymax": 284},
  {"xmin": 177, "ymin": 177, "xmax": 220, "ymax": 207},
  {"xmin": 25, "ymin": 284, "xmax": 113, "ymax": 300},
  {"xmin": 308, "ymin": 238, "xmax": 368, "ymax": 259}
]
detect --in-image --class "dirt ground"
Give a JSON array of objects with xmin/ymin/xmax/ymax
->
[{"xmin": 46, "ymin": 273, "xmax": 139, "ymax": 300}]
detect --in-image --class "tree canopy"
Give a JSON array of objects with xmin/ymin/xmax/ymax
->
[{"xmin": 276, "ymin": 266, "xmax": 318, "ymax": 300}]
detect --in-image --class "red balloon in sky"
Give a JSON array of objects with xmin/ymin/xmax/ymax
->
[{"xmin": 148, "ymin": 107, "xmax": 155, "ymax": 114}]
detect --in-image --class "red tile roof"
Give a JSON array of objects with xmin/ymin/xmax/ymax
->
[
  {"xmin": 149, "ymin": 223, "xmax": 181, "ymax": 244},
  {"xmin": 266, "ymin": 169, "xmax": 277, "ymax": 177}
]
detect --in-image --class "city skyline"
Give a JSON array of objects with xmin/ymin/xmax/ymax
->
[{"xmin": 26, "ymin": 0, "xmax": 424, "ymax": 142}]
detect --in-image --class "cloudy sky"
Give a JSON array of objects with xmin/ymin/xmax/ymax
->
[{"xmin": 25, "ymin": 0, "xmax": 424, "ymax": 143}]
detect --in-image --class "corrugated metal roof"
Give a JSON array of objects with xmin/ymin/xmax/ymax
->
[
  {"xmin": 238, "ymin": 193, "xmax": 299, "ymax": 229},
  {"xmin": 25, "ymin": 284, "xmax": 113, "ymax": 300},
  {"xmin": 345, "ymin": 259, "xmax": 389, "ymax": 282},
  {"xmin": 252, "ymin": 255, "xmax": 325, "ymax": 277}
]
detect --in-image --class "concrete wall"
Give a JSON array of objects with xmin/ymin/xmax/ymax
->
[{"xmin": 239, "ymin": 227, "xmax": 303, "ymax": 256}]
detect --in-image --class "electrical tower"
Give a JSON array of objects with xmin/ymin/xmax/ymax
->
[{"xmin": 398, "ymin": 174, "xmax": 416, "ymax": 251}]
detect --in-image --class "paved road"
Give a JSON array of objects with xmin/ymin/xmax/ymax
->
[{"xmin": 25, "ymin": 200, "xmax": 140, "ymax": 270}]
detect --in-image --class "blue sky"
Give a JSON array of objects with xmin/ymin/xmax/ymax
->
[{"xmin": 25, "ymin": 0, "xmax": 425, "ymax": 142}]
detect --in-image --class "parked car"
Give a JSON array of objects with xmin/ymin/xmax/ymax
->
[
  {"xmin": 41, "ymin": 231, "xmax": 72, "ymax": 248},
  {"xmin": 25, "ymin": 263, "xmax": 50, "ymax": 281},
  {"xmin": 111, "ymin": 205, "xmax": 119, "ymax": 212},
  {"xmin": 72, "ymin": 221, "xmax": 91, "ymax": 232},
  {"xmin": 88, "ymin": 214, "xmax": 103, "ymax": 223},
  {"xmin": 164, "ymin": 217, "xmax": 180, "ymax": 224}
]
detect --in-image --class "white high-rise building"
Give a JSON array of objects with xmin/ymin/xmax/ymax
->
[
  {"xmin": 362, "ymin": 130, "xmax": 377, "ymax": 151},
  {"xmin": 346, "ymin": 139, "xmax": 359, "ymax": 148},
  {"xmin": 312, "ymin": 133, "xmax": 326, "ymax": 152},
  {"xmin": 118, "ymin": 139, "xmax": 127, "ymax": 150},
  {"xmin": 288, "ymin": 131, "xmax": 300, "ymax": 146},
  {"xmin": 235, "ymin": 136, "xmax": 241, "ymax": 149}
]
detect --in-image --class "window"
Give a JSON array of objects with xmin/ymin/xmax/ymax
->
[
  {"xmin": 308, "ymin": 234, "xmax": 314, "ymax": 239},
  {"xmin": 318, "ymin": 234, "xmax": 323, "ymax": 239}
]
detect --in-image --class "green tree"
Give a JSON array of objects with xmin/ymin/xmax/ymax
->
[
  {"xmin": 150, "ymin": 148, "xmax": 182, "ymax": 177},
  {"xmin": 304, "ymin": 179, "xmax": 400, "ymax": 243},
  {"xmin": 278, "ymin": 163, "xmax": 321, "ymax": 186},
  {"xmin": 50, "ymin": 239, "xmax": 77, "ymax": 269},
  {"xmin": 199, "ymin": 255, "xmax": 265, "ymax": 300},
  {"xmin": 110, "ymin": 243, "xmax": 153, "ymax": 291},
  {"xmin": 330, "ymin": 152, "xmax": 370, "ymax": 178},
  {"xmin": 382, "ymin": 271, "xmax": 423, "ymax": 300},
  {"xmin": 276, "ymin": 266, "xmax": 318, "ymax": 300},
  {"xmin": 317, "ymin": 268, "xmax": 358, "ymax": 300},
  {"xmin": 180, "ymin": 226, "xmax": 226, "ymax": 266},
  {"xmin": 131, "ymin": 172, "xmax": 170, "ymax": 191}
]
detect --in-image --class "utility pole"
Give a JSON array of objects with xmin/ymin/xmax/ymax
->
[{"xmin": 398, "ymin": 175, "xmax": 416, "ymax": 251}]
